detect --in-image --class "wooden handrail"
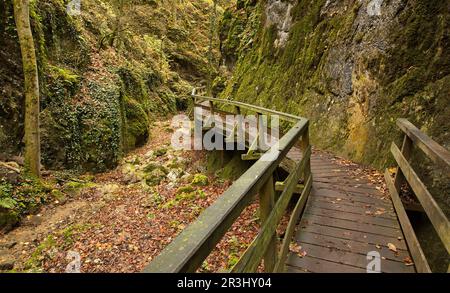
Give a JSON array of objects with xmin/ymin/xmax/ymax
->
[
  {"xmin": 192, "ymin": 94, "xmax": 303, "ymax": 123},
  {"xmin": 143, "ymin": 91, "xmax": 312, "ymax": 273},
  {"xmin": 397, "ymin": 119, "xmax": 450, "ymax": 175},
  {"xmin": 231, "ymin": 147, "xmax": 311, "ymax": 272},
  {"xmin": 385, "ymin": 118, "xmax": 450, "ymax": 273}
]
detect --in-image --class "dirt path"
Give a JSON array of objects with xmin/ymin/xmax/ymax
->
[{"xmin": 0, "ymin": 119, "xmax": 260, "ymax": 272}]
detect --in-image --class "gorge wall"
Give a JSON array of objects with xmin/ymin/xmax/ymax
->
[
  {"xmin": 218, "ymin": 0, "xmax": 449, "ymax": 169},
  {"xmin": 0, "ymin": 0, "xmax": 218, "ymax": 172}
]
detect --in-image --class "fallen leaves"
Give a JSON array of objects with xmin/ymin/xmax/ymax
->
[
  {"xmin": 374, "ymin": 208, "xmax": 386, "ymax": 216},
  {"xmin": 403, "ymin": 257, "xmax": 414, "ymax": 266},
  {"xmin": 289, "ymin": 243, "xmax": 301, "ymax": 253},
  {"xmin": 9, "ymin": 119, "xmax": 257, "ymax": 273},
  {"xmin": 289, "ymin": 243, "xmax": 307, "ymax": 258},
  {"xmin": 387, "ymin": 243, "xmax": 398, "ymax": 253}
]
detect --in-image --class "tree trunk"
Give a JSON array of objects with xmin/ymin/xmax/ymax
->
[
  {"xmin": 207, "ymin": 0, "xmax": 217, "ymax": 96},
  {"xmin": 13, "ymin": 0, "xmax": 41, "ymax": 177}
]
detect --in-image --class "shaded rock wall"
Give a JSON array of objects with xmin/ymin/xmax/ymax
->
[
  {"xmin": 0, "ymin": 0, "xmax": 218, "ymax": 172},
  {"xmin": 219, "ymin": 0, "xmax": 449, "ymax": 169}
]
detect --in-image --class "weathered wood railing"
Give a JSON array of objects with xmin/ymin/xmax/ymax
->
[
  {"xmin": 143, "ymin": 91, "xmax": 312, "ymax": 273},
  {"xmin": 384, "ymin": 118, "xmax": 450, "ymax": 273}
]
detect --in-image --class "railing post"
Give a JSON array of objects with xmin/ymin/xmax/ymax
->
[
  {"xmin": 300, "ymin": 125, "xmax": 311, "ymax": 179},
  {"xmin": 394, "ymin": 134, "xmax": 413, "ymax": 191},
  {"xmin": 259, "ymin": 174, "xmax": 277, "ymax": 272}
]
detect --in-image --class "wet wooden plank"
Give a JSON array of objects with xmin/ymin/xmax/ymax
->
[
  {"xmin": 289, "ymin": 243, "xmax": 415, "ymax": 273},
  {"xmin": 313, "ymin": 178, "xmax": 378, "ymax": 189},
  {"xmin": 285, "ymin": 264, "xmax": 310, "ymax": 273},
  {"xmin": 298, "ymin": 221, "xmax": 408, "ymax": 250},
  {"xmin": 312, "ymin": 195, "xmax": 393, "ymax": 211},
  {"xmin": 305, "ymin": 205, "xmax": 400, "ymax": 228},
  {"xmin": 302, "ymin": 214, "xmax": 402, "ymax": 238},
  {"xmin": 286, "ymin": 254, "xmax": 367, "ymax": 273},
  {"xmin": 313, "ymin": 182, "xmax": 385, "ymax": 196},
  {"xmin": 307, "ymin": 198, "xmax": 397, "ymax": 220},
  {"xmin": 296, "ymin": 231, "xmax": 410, "ymax": 260},
  {"xmin": 310, "ymin": 189, "xmax": 392, "ymax": 207}
]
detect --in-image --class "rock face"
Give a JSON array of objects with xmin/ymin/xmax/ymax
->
[
  {"xmin": 219, "ymin": 0, "xmax": 450, "ymax": 168},
  {"xmin": 0, "ymin": 0, "xmax": 217, "ymax": 172}
]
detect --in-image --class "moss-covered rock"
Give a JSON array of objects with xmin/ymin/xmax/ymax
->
[
  {"xmin": 218, "ymin": 0, "xmax": 449, "ymax": 170},
  {"xmin": 1, "ymin": 0, "xmax": 220, "ymax": 172},
  {"xmin": 0, "ymin": 175, "xmax": 56, "ymax": 231},
  {"xmin": 144, "ymin": 169, "xmax": 166, "ymax": 186},
  {"xmin": 176, "ymin": 185, "xmax": 196, "ymax": 195},
  {"xmin": 191, "ymin": 174, "xmax": 209, "ymax": 186}
]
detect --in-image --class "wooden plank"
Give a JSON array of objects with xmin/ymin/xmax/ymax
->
[
  {"xmin": 397, "ymin": 118, "xmax": 450, "ymax": 174},
  {"xmin": 289, "ymin": 242, "xmax": 415, "ymax": 273},
  {"xmin": 313, "ymin": 177, "xmax": 377, "ymax": 189},
  {"xmin": 302, "ymin": 214, "xmax": 402, "ymax": 238},
  {"xmin": 274, "ymin": 174, "xmax": 312, "ymax": 272},
  {"xmin": 315, "ymin": 196, "xmax": 391, "ymax": 211},
  {"xmin": 143, "ymin": 119, "xmax": 309, "ymax": 273},
  {"xmin": 296, "ymin": 231, "xmax": 411, "ymax": 261},
  {"xmin": 384, "ymin": 169, "xmax": 431, "ymax": 273},
  {"xmin": 192, "ymin": 94, "xmax": 303, "ymax": 123},
  {"xmin": 305, "ymin": 205, "xmax": 400, "ymax": 228},
  {"xmin": 313, "ymin": 182, "xmax": 384, "ymax": 197},
  {"xmin": 310, "ymin": 169, "xmax": 347, "ymax": 174},
  {"xmin": 259, "ymin": 175, "xmax": 277, "ymax": 272},
  {"xmin": 286, "ymin": 254, "xmax": 367, "ymax": 273},
  {"xmin": 308, "ymin": 198, "xmax": 397, "ymax": 219},
  {"xmin": 285, "ymin": 264, "xmax": 310, "ymax": 273},
  {"xmin": 312, "ymin": 185, "xmax": 387, "ymax": 201},
  {"xmin": 275, "ymin": 181, "xmax": 304, "ymax": 194},
  {"xmin": 391, "ymin": 143, "xmax": 450, "ymax": 253},
  {"xmin": 311, "ymin": 189, "xmax": 392, "ymax": 207},
  {"xmin": 312, "ymin": 172, "xmax": 363, "ymax": 179},
  {"xmin": 298, "ymin": 221, "xmax": 408, "ymax": 250},
  {"xmin": 231, "ymin": 147, "xmax": 311, "ymax": 272},
  {"xmin": 312, "ymin": 196, "xmax": 393, "ymax": 214}
]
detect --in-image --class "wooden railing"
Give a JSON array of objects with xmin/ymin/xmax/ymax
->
[
  {"xmin": 143, "ymin": 91, "xmax": 312, "ymax": 273},
  {"xmin": 384, "ymin": 119, "xmax": 450, "ymax": 273}
]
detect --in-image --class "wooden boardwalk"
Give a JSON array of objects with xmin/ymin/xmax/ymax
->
[
  {"xmin": 146, "ymin": 95, "xmax": 450, "ymax": 273},
  {"xmin": 196, "ymin": 102, "xmax": 416, "ymax": 273},
  {"xmin": 284, "ymin": 151, "xmax": 415, "ymax": 273}
]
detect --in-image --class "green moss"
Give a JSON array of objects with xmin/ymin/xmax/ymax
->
[
  {"xmin": 123, "ymin": 97, "xmax": 149, "ymax": 151},
  {"xmin": 176, "ymin": 185, "xmax": 195, "ymax": 195},
  {"xmin": 0, "ymin": 176, "xmax": 57, "ymax": 231},
  {"xmin": 191, "ymin": 174, "xmax": 209, "ymax": 186},
  {"xmin": 212, "ymin": 152, "xmax": 251, "ymax": 181},
  {"xmin": 143, "ymin": 162, "xmax": 167, "ymax": 174},
  {"xmin": 145, "ymin": 169, "xmax": 166, "ymax": 186},
  {"xmin": 0, "ymin": 209, "xmax": 19, "ymax": 231},
  {"xmin": 154, "ymin": 147, "xmax": 168, "ymax": 157},
  {"xmin": 25, "ymin": 235, "xmax": 56, "ymax": 270},
  {"xmin": 62, "ymin": 180, "xmax": 95, "ymax": 197},
  {"xmin": 48, "ymin": 65, "xmax": 79, "ymax": 85},
  {"xmin": 218, "ymin": 0, "xmax": 448, "ymax": 170}
]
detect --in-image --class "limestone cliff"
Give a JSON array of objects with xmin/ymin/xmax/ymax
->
[
  {"xmin": 218, "ymin": 0, "xmax": 449, "ymax": 169},
  {"xmin": 0, "ymin": 0, "xmax": 219, "ymax": 172}
]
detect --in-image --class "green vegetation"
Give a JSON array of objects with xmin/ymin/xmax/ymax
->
[
  {"xmin": 0, "ymin": 176, "xmax": 54, "ymax": 231},
  {"xmin": 1, "ymin": 0, "xmax": 221, "ymax": 172},
  {"xmin": 191, "ymin": 174, "xmax": 209, "ymax": 186},
  {"xmin": 217, "ymin": 0, "xmax": 449, "ymax": 169}
]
